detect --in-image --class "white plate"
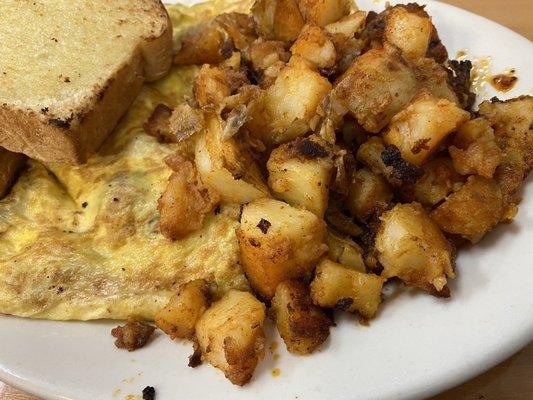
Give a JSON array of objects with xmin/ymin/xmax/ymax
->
[{"xmin": 1, "ymin": 1, "xmax": 532, "ymax": 399}]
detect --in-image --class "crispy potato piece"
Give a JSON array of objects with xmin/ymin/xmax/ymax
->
[
  {"xmin": 431, "ymin": 176, "xmax": 504, "ymax": 243},
  {"xmin": 144, "ymin": 103, "xmax": 205, "ymax": 145},
  {"xmin": 271, "ymin": 280, "xmax": 332, "ymax": 354},
  {"xmin": 237, "ymin": 198, "xmax": 328, "ymax": 299},
  {"xmin": 334, "ymin": 45, "xmax": 419, "ymax": 133},
  {"xmin": 375, "ymin": 203, "xmax": 454, "ymax": 295},
  {"xmin": 252, "ymin": 0, "xmax": 305, "ymax": 42},
  {"xmin": 347, "ymin": 168, "xmax": 393, "ymax": 222},
  {"xmin": 111, "ymin": 319, "xmax": 156, "ymax": 352},
  {"xmin": 384, "ymin": 6, "xmax": 432, "ymax": 60},
  {"xmin": 413, "ymin": 57, "xmax": 459, "ymax": 105},
  {"xmin": 158, "ymin": 155, "xmax": 219, "ymax": 240},
  {"xmin": 194, "ymin": 65, "xmax": 232, "ymax": 109},
  {"xmin": 195, "ymin": 290, "xmax": 266, "ymax": 386},
  {"xmin": 406, "ymin": 157, "xmax": 463, "ymax": 206},
  {"xmin": 325, "ymin": 11, "xmax": 366, "ymax": 37},
  {"xmin": 195, "ymin": 114, "xmax": 270, "ymax": 204},
  {"xmin": 155, "ymin": 280, "xmax": 209, "ymax": 340},
  {"xmin": 245, "ymin": 39, "xmax": 290, "ymax": 71},
  {"xmin": 449, "ymin": 118, "xmax": 502, "ymax": 178},
  {"xmin": 356, "ymin": 136, "xmax": 390, "ymax": 177},
  {"xmin": 247, "ymin": 58, "xmax": 332, "ymax": 147},
  {"xmin": 298, "ymin": 0, "xmax": 351, "ymax": 27},
  {"xmin": 325, "ymin": 229, "xmax": 366, "ymax": 272},
  {"xmin": 383, "ymin": 91, "xmax": 470, "ymax": 166},
  {"xmin": 310, "ymin": 259, "xmax": 384, "ymax": 319},
  {"xmin": 174, "ymin": 21, "xmax": 227, "ymax": 65},
  {"xmin": 291, "ymin": 25, "xmax": 337, "ymax": 69},
  {"xmin": 267, "ymin": 135, "xmax": 334, "ymax": 217},
  {"xmin": 478, "ymin": 96, "xmax": 533, "ymax": 204}
]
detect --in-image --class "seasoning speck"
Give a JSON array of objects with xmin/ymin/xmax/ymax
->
[
  {"xmin": 82, "ymin": 201, "xmax": 88, "ymax": 208},
  {"xmin": 272, "ymin": 368, "xmax": 281, "ymax": 377},
  {"xmin": 257, "ymin": 218, "xmax": 272, "ymax": 234},
  {"xmin": 269, "ymin": 341, "xmax": 278, "ymax": 353},
  {"xmin": 142, "ymin": 386, "xmax": 155, "ymax": 400}
]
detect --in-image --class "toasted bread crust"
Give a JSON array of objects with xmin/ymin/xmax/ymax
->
[
  {"xmin": 0, "ymin": 0, "xmax": 173, "ymax": 164},
  {"xmin": 0, "ymin": 148, "xmax": 25, "ymax": 198}
]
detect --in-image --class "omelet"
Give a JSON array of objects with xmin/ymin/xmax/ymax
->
[{"xmin": 0, "ymin": 0, "xmax": 254, "ymax": 321}]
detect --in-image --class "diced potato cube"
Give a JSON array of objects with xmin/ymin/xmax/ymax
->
[
  {"xmin": 271, "ymin": 280, "xmax": 332, "ymax": 354},
  {"xmin": 237, "ymin": 198, "xmax": 328, "ymax": 299},
  {"xmin": 478, "ymin": 96, "xmax": 533, "ymax": 204},
  {"xmin": 247, "ymin": 59, "xmax": 332, "ymax": 147},
  {"xmin": 449, "ymin": 118, "xmax": 502, "ymax": 178},
  {"xmin": 413, "ymin": 57, "xmax": 459, "ymax": 105},
  {"xmin": 291, "ymin": 25, "xmax": 337, "ymax": 69},
  {"xmin": 174, "ymin": 21, "xmax": 226, "ymax": 65},
  {"xmin": 195, "ymin": 114, "xmax": 271, "ymax": 204},
  {"xmin": 252, "ymin": 0, "xmax": 305, "ymax": 42},
  {"xmin": 325, "ymin": 229, "xmax": 365, "ymax": 272},
  {"xmin": 375, "ymin": 203, "xmax": 454, "ymax": 295},
  {"xmin": 155, "ymin": 280, "xmax": 209, "ymax": 339},
  {"xmin": 193, "ymin": 65, "xmax": 231, "ymax": 109},
  {"xmin": 383, "ymin": 91, "xmax": 470, "ymax": 166},
  {"xmin": 431, "ymin": 176, "xmax": 504, "ymax": 243},
  {"xmin": 158, "ymin": 155, "xmax": 219, "ymax": 240},
  {"xmin": 355, "ymin": 136, "xmax": 390, "ymax": 177},
  {"xmin": 347, "ymin": 168, "xmax": 393, "ymax": 221},
  {"xmin": 384, "ymin": 6, "xmax": 432, "ymax": 59},
  {"xmin": 267, "ymin": 135, "xmax": 334, "ymax": 217},
  {"xmin": 334, "ymin": 45, "xmax": 419, "ymax": 133},
  {"xmin": 298, "ymin": 0, "xmax": 351, "ymax": 26},
  {"xmin": 408, "ymin": 157, "xmax": 463, "ymax": 206},
  {"xmin": 324, "ymin": 11, "xmax": 366, "ymax": 38},
  {"xmin": 310, "ymin": 259, "xmax": 384, "ymax": 319},
  {"xmin": 195, "ymin": 290, "xmax": 266, "ymax": 386}
]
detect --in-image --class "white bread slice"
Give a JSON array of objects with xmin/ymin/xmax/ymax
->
[
  {"xmin": 0, "ymin": 0, "xmax": 173, "ymax": 164},
  {"xmin": 0, "ymin": 148, "xmax": 26, "ymax": 198}
]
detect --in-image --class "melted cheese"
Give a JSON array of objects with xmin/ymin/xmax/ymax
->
[{"xmin": 0, "ymin": 2, "xmax": 253, "ymax": 321}]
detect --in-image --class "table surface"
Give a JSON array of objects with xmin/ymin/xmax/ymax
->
[{"xmin": 1, "ymin": 0, "xmax": 532, "ymax": 399}]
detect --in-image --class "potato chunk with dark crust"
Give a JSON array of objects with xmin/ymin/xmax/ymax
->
[
  {"xmin": 347, "ymin": 168, "xmax": 393, "ymax": 222},
  {"xmin": 431, "ymin": 176, "xmax": 504, "ymax": 243},
  {"xmin": 478, "ymin": 96, "xmax": 533, "ymax": 205},
  {"xmin": 375, "ymin": 203, "xmax": 454, "ymax": 295},
  {"xmin": 267, "ymin": 135, "xmax": 334, "ymax": 217},
  {"xmin": 310, "ymin": 259, "xmax": 384, "ymax": 319},
  {"xmin": 291, "ymin": 25, "xmax": 337, "ymax": 69},
  {"xmin": 449, "ymin": 118, "xmax": 502, "ymax": 178},
  {"xmin": 334, "ymin": 45, "xmax": 419, "ymax": 133},
  {"xmin": 111, "ymin": 319, "xmax": 156, "ymax": 352},
  {"xmin": 158, "ymin": 155, "xmax": 219, "ymax": 240},
  {"xmin": 383, "ymin": 91, "xmax": 470, "ymax": 166},
  {"xmin": 271, "ymin": 280, "xmax": 332, "ymax": 355},
  {"xmin": 237, "ymin": 198, "xmax": 328, "ymax": 299},
  {"xmin": 195, "ymin": 290, "xmax": 266, "ymax": 386},
  {"xmin": 155, "ymin": 280, "xmax": 209, "ymax": 340}
]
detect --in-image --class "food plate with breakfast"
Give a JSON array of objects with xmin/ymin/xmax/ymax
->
[{"xmin": 0, "ymin": 0, "xmax": 531, "ymax": 399}]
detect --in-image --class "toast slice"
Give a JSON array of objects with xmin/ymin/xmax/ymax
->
[
  {"xmin": 0, "ymin": 0, "xmax": 173, "ymax": 164},
  {"xmin": 0, "ymin": 148, "xmax": 26, "ymax": 198}
]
